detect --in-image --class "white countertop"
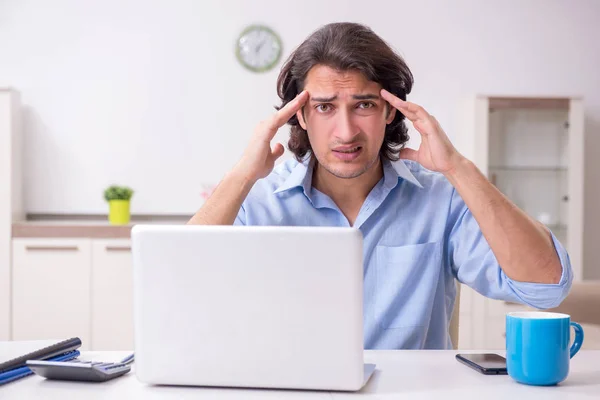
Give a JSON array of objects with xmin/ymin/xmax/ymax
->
[
  {"xmin": 2, "ymin": 341, "xmax": 599, "ymax": 399},
  {"xmin": 11, "ymin": 216, "xmax": 190, "ymax": 238}
]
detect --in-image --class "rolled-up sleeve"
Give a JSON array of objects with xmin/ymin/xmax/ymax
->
[
  {"xmin": 233, "ymin": 203, "xmax": 246, "ymax": 226},
  {"xmin": 447, "ymin": 189, "xmax": 573, "ymax": 309}
]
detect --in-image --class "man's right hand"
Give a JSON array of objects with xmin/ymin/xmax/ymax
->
[
  {"xmin": 234, "ymin": 90, "xmax": 309, "ymax": 182},
  {"xmin": 187, "ymin": 90, "xmax": 309, "ymax": 226}
]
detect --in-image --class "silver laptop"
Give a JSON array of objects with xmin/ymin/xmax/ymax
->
[{"xmin": 131, "ymin": 225, "xmax": 376, "ymax": 391}]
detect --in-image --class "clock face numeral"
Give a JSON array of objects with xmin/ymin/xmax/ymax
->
[{"xmin": 236, "ymin": 25, "xmax": 282, "ymax": 72}]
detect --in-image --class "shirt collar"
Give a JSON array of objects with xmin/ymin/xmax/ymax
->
[
  {"xmin": 387, "ymin": 159, "xmax": 424, "ymax": 189},
  {"xmin": 273, "ymin": 157, "xmax": 423, "ymax": 195},
  {"xmin": 273, "ymin": 159, "xmax": 314, "ymax": 195}
]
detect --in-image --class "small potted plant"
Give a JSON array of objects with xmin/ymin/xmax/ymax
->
[{"xmin": 103, "ymin": 185, "xmax": 134, "ymax": 225}]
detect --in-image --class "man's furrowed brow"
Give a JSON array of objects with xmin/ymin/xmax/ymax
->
[
  {"xmin": 310, "ymin": 95, "xmax": 337, "ymax": 102},
  {"xmin": 352, "ymin": 93, "xmax": 380, "ymax": 100},
  {"xmin": 310, "ymin": 93, "xmax": 381, "ymax": 102}
]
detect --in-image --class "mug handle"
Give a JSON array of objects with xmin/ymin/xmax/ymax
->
[{"xmin": 570, "ymin": 321, "xmax": 585, "ymax": 358}]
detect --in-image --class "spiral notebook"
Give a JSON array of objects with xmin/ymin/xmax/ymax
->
[
  {"xmin": 0, "ymin": 350, "xmax": 80, "ymax": 385},
  {"xmin": 0, "ymin": 337, "xmax": 82, "ymax": 385}
]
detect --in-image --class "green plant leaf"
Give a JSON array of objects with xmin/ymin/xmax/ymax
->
[{"xmin": 104, "ymin": 185, "xmax": 134, "ymax": 201}]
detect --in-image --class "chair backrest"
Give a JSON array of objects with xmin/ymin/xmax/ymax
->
[
  {"xmin": 548, "ymin": 280, "xmax": 600, "ymax": 325},
  {"xmin": 449, "ymin": 282, "xmax": 461, "ymax": 349}
]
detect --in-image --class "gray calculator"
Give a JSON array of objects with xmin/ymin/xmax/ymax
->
[{"xmin": 26, "ymin": 354, "xmax": 134, "ymax": 382}]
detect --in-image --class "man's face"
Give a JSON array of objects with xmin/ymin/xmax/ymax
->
[{"xmin": 297, "ymin": 65, "xmax": 396, "ymax": 179}]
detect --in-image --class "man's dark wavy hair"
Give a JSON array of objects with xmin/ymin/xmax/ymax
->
[{"xmin": 276, "ymin": 22, "xmax": 414, "ymax": 162}]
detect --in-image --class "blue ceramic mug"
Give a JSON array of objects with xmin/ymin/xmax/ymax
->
[{"xmin": 506, "ymin": 311, "xmax": 584, "ymax": 386}]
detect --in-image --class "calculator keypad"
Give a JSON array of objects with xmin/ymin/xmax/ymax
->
[{"xmin": 58, "ymin": 359, "xmax": 128, "ymax": 373}]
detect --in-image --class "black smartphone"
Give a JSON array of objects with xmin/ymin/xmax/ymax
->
[{"xmin": 455, "ymin": 353, "xmax": 507, "ymax": 375}]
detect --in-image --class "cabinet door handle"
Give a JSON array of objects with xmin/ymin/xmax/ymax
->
[
  {"xmin": 25, "ymin": 246, "xmax": 79, "ymax": 252},
  {"xmin": 105, "ymin": 246, "xmax": 131, "ymax": 252}
]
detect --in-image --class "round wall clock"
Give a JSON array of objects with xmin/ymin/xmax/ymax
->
[{"xmin": 236, "ymin": 25, "xmax": 282, "ymax": 73}]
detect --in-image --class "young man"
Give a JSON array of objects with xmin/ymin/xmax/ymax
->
[{"xmin": 188, "ymin": 22, "xmax": 571, "ymax": 349}]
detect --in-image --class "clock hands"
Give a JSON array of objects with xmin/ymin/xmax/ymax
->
[{"xmin": 255, "ymin": 39, "xmax": 266, "ymax": 55}]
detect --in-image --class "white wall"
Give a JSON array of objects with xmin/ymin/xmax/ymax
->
[{"xmin": 1, "ymin": 0, "xmax": 599, "ymax": 275}]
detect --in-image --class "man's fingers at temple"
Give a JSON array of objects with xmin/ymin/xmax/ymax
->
[
  {"xmin": 380, "ymin": 89, "xmax": 429, "ymax": 122},
  {"xmin": 271, "ymin": 90, "xmax": 309, "ymax": 130}
]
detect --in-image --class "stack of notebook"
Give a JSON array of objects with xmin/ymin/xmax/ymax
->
[{"xmin": 0, "ymin": 337, "xmax": 82, "ymax": 385}]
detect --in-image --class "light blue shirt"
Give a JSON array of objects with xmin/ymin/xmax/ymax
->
[{"xmin": 234, "ymin": 158, "xmax": 573, "ymax": 349}]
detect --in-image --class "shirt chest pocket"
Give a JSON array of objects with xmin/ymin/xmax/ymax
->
[{"xmin": 374, "ymin": 242, "xmax": 442, "ymax": 330}]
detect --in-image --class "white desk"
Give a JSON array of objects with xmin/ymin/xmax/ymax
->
[{"xmin": 1, "ymin": 341, "xmax": 599, "ymax": 399}]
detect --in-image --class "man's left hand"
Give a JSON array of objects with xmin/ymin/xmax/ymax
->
[{"xmin": 381, "ymin": 89, "xmax": 464, "ymax": 175}]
